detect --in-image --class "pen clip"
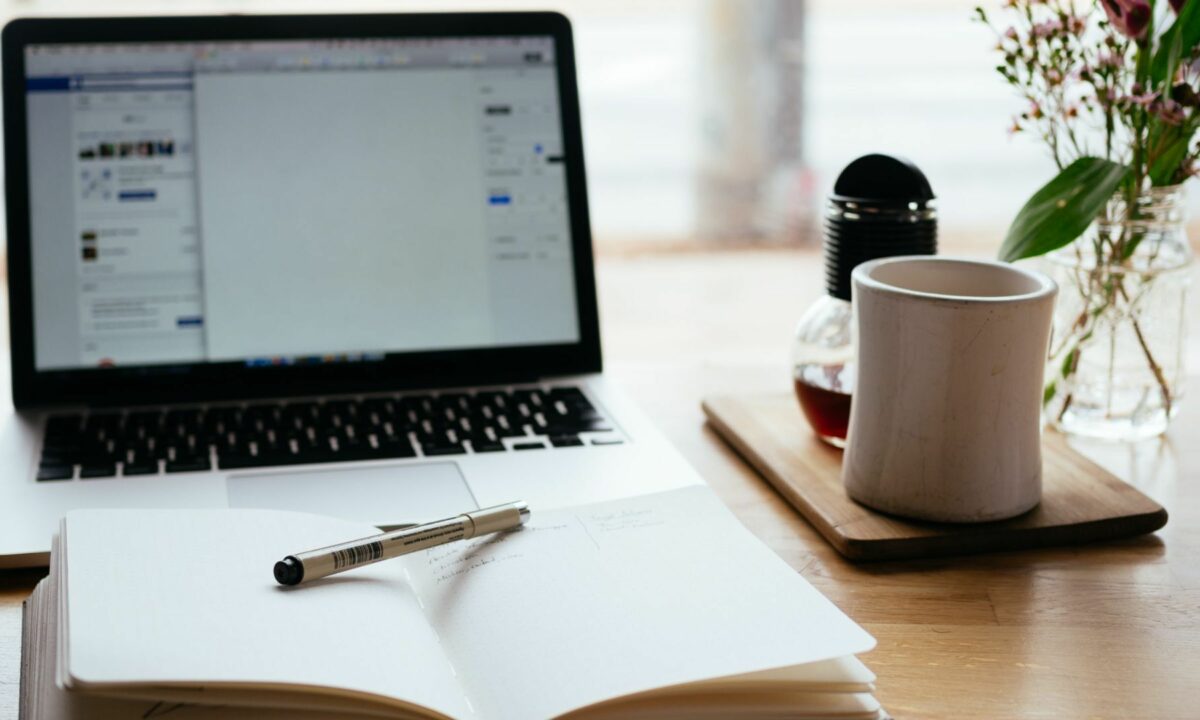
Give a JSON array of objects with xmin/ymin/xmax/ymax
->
[{"xmin": 376, "ymin": 521, "xmax": 421, "ymax": 532}]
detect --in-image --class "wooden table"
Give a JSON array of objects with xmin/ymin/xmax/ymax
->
[{"xmin": 2, "ymin": 249, "xmax": 1198, "ymax": 719}]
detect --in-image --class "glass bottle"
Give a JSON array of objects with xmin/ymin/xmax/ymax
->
[
  {"xmin": 792, "ymin": 296, "xmax": 855, "ymax": 447},
  {"xmin": 792, "ymin": 154, "xmax": 937, "ymax": 447}
]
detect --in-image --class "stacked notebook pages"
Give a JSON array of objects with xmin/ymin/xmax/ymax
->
[{"xmin": 20, "ymin": 486, "xmax": 886, "ymax": 719}]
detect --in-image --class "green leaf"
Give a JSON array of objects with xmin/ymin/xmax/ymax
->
[
  {"xmin": 1158, "ymin": 11, "xmax": 1184, "ymax": 95},
  {"xmin": 998, "ymin": 158, "xmax": 1130, "ymax": 262},
  {"xmin": 1149, "ymin": 125, "xmax": 1194, "ymax": 185},
  {"xmin": 1151, "ymin": 0, "xmax": 1200, "ymax": 85},
  {"xmin": 1043, "ymin": 381, "xmax": 1057, "ymax": 406}
]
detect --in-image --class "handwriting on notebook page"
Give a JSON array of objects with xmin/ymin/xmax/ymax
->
[
  {"xmin": 423, "ymin": 506, "xmax": 669, "ymax": 586},
  {"xmin": 583, "ymin": 508, "xmax": 666, "ymax": 533},
  {"xmin": 426, "ymin": 534, "xmax": 526, "ymax": 586}
]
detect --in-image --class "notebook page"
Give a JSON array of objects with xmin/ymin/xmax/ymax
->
[
  {"xmin": 61, "ymin": 509, "xmax": 470, "ymax": 719},
  {"xmin": 404, "ymin": 485, "xmax": 876, "ymax": 720},
  {"xmin": 33, "ymin": 539, "xmax": 388, "ymax": 720}
]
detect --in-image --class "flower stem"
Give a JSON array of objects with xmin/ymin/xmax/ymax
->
[{"xmin": 1117, "ymin": 282, "xmax": 1175, "ymax": 416}]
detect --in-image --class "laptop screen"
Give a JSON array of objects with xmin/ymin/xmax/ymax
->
[{"xmin": 23, "ymin": 36, "xmax": 580, "ymax": 372}]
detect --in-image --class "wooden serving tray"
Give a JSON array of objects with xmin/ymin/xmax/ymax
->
[{"xmin": 702, "ymin": 393, "xmax": 1168, "ymax": 561}]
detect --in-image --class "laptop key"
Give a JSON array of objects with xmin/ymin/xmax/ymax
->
[
  {"xmin": 122, "ymin": 460, "xmax": 159, "ymax": 476},
  {"xmin": 36, "ymin": 464, "xmax": 74, "ymax": 481},
  {"xmin": 38, "ymin": 449, "xmax": 79, "ymax": 465},
  {"xmin": 149, "ymin": 441, "xmax": 171, "ymax": 460},
  {"xmin": 220, "ymin": 452, "xmax": 290, "ymax": 470},
  {"xmin": 401, "ymin": 395, "xmax": 436, "ymax": 416},
  {"xmin": 165, "ymin": 457, "xmax": 211, "ymax": 473},
  {"xmin": 203, "ymin": 406, "xmax": 239, "ymax": 433},
  {"xmin": 549, "ymin": 435, "xmax": 584, "ymax": 448},
  {"xmin": 511, "ymin": 389, "xmax": 547, "ymax": 408},
  {"xmin": 41, "ymin": 433, "xmax": 82, "ymax": 449},
  {"xmin": 471, "ymin": 442, "xmax": 506, "ymax": 453},
  {"xmin": 476, "ymin": 393, "xmax": 513, "ymax": 416},
  {"xmin": 469, "ymin": 428, "xmax": 498, "ymax": 444},
  {"xmin": 511, "ymin": 441, "xmax": 546, "ymax": 451},
  {"xmin": 78, "ymin": 448, "xmax": 119, "ymax": 466},
  {"xmin": 421, "ymin": 441, "xmax": 466, "ymax": 457},
  {"xmin": 361, "ymin": 398, "xmax": 396, "ymax": 418},
  {"xmin": 368, "ymin": 439, "xmax": 418, "ymax": 459},
  {"xmin": 491, "ymin": 417, "xmax": 525, "ymax": 437},
  {"xmin": 79, "ymin": 462, "xmax": 117, "ymax": 479},
  {"xmin": 419, "ymin": 428, "xmax": 462, "ymax": 454},
  {"xmin": 435, "ymin": 393, "xmax": 470, "ymax": 413}
]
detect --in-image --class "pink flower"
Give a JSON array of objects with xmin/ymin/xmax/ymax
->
[
  {"xmin": 1154, "ymin": 98, "xmax": 1187, "ymax": 124},
  {"xmin": 1032, "ymin": 18, "xmax": 1063, "ymax": 38},
  {"xmin": 1100, "ymin": 0, "xmax": 1152, "ymax": 39},
  {"xmin": 1123, "ymin": 90, "xmax": 1159, "ymax": 107}
]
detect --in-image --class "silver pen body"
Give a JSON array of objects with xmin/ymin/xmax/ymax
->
[{"xmin": 275, "ymin": 501, "xmax": 529, "ymax": 585}]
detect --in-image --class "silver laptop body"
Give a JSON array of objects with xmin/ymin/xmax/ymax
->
[{"xmin": 0, "ymin": 13, "xmax": 701, "ymax": 567}]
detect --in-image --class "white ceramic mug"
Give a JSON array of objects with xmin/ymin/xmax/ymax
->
[{"xmin": 842, "ymin": 257, "xmax": 1058, "ymax": 523}]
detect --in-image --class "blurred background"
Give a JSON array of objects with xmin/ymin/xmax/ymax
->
[{"xmin": 1, "ymin": 0, "xmax": 1197, "ymax": 254}]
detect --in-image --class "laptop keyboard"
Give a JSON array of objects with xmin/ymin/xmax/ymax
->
[{"xmin": 36, "ymin": 385, "xmax": 619, "ymax": 481}]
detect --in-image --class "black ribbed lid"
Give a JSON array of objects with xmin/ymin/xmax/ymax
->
[
  {"xmin": 825, "ymin": 154, "xmax": 937, "ymax": 301},
  {"xmin": 831, "ymin": 153, "xmax": 935, "ymax": 203}
]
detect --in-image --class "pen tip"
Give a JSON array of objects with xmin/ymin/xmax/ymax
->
[{"xmin": 274, "ymin": 557, "xmax": 303, "ymax": 586}]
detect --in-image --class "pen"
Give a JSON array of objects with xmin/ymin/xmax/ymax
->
[{"xmin": 273, "ymin": 501, "xmax": 530, "ymax": 586}]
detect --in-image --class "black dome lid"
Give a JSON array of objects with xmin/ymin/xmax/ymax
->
[
  {"xmin": 824, "ymin": 154, "xmax": 937, "ymax": 301},
  {"xmin": 831, "ymin": 153, "xmax": 935, "ymax": 204}
]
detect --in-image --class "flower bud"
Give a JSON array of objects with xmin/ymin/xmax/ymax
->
[
  {"xmin": 1100, "ymin": 0, "xmax": 1151, "ymax": 39},
  {"xmin": 1171, "ymin": 82, "xmax": 1199, "ymax": 107}
]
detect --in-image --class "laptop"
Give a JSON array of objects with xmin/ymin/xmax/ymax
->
[{"xmin": 0, "ymin": 13, "xmax": 702, "ymax": 568}]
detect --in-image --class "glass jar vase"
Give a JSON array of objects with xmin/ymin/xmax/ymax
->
[{"xmin": 1043, "ymin": 185, "xmax": 1193, "ymax": 441}]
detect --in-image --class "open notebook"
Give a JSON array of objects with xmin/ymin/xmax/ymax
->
[{"xmin": 20, "ymin": 486, "xmax": 883, "ymax": 719}]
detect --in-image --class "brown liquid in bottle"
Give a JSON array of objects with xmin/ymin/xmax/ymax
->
[{"xmin": 794, "ymin": 376, "xmax": 852, "ymax": 448}]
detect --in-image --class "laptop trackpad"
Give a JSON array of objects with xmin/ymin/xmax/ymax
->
[{"xmin": 226, "ymin": 462, "xmax": 476, "ymax": 528}]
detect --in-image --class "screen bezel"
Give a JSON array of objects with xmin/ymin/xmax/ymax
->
[{"xmin": 3, "ymin": 12, "xmax": 601, "ymax": 409}]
